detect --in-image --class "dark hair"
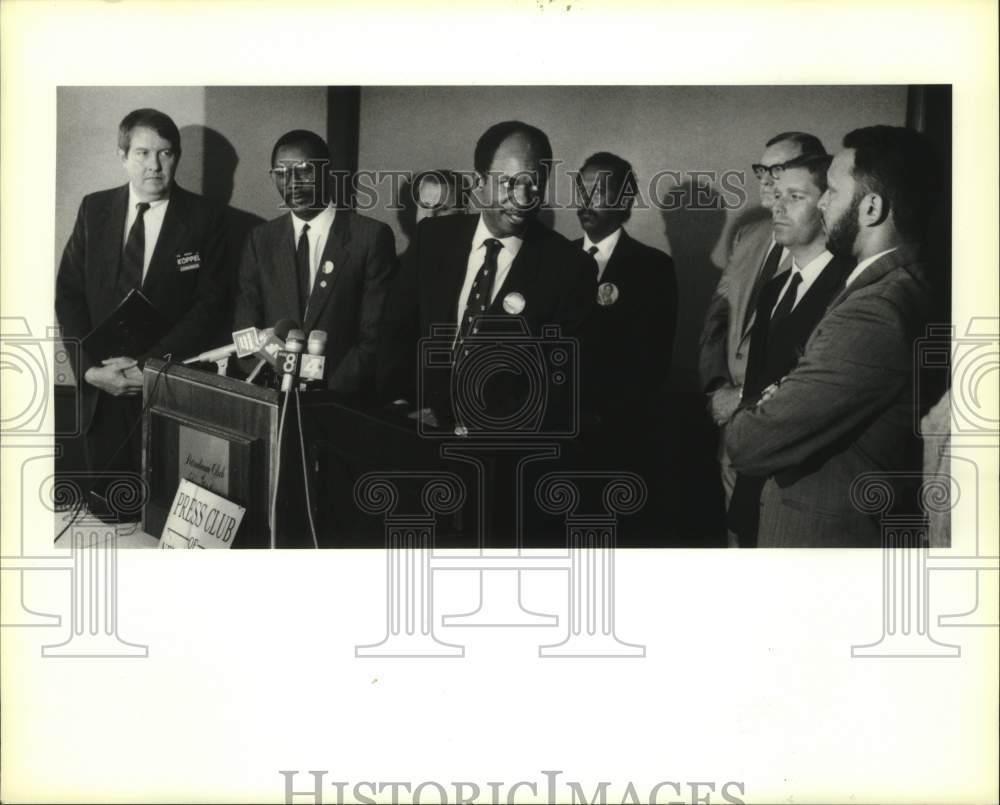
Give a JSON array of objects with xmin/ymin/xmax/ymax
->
[
  {"xmin": 412, "ymin": 169, "xmax": 468, "ymax": 208},
  {"xmin": 474, "ymin": 120, "xmax": 553, "ymax": 176},
  {"xmin": 779, "ymin": 153, "xmax": 833, "ymax": 192},
  {"xmin": 579, "ymin": 151, "xmax": 639, "ymax": 221},
  {"xmin": 270, "ymin": 129, "xmax": 330, "ymax": 166},
  {"xmin": 843, "ymin": 125, "xmax": 939, "ymax": 241},
  {"xmin": 117, "ymin": 108, "xmax": 181, "ymax": 155},
  {"xmin": 766, "ymin": 131, "xmax": 826, "ymax": 157}
]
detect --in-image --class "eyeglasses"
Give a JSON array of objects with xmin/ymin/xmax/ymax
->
[
  {"xmin": 752, "ymin": 162, "xmax": 788, "ymax": 180},
  {"xmin": 269, "ymin": 161, "xmax": 319, "ymax": 181}
]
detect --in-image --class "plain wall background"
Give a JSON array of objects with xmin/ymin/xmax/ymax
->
[
  {"xmin": 54, "ymin": 85, "xmax": 908, "ymax": 389},
  {"xmin": 356, "ymin": 85, "xmax": 909, "ymax": 388}
]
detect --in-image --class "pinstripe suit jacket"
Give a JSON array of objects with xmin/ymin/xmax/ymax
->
[{"xmin": 725, "ymin": 244, "xmax": 934, "ymax": 547}]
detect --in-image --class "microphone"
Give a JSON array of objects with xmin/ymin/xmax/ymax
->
[
  {"xmin": 279, "ymin": 329, "xmax": 306, "ymax": 392},
  {"xmin": 183, "ymin": 327, "xmax": 260, "ymax": 365},
  {"xmin": 298, "ymin": 329, "xmax": 327, "ymax": 386},
  {"xmin": 245, "ymin": 319, "xmax": 298, "ymax": 385}
]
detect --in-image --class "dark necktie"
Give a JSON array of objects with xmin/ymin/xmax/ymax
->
[
  {"xmin": 586, "ymin": 245, "xmax": 600, "ymax": 278},
  {"xmin": 454, "ymin": 238, "xmax": 503, "ymax": 361},
  {"xmin": 742, "ymin": 241, "xmax": 783, "ymax": 334},
  {"xmin": 771, "ymin": 270, "xmax": 803, "ymax": 323},
  {"xmin": 296, "ymin": 223, "xmax": 311, "ymax": 317},
  {"xmin": 121, "ymin": 202, "xmax": 151, "ymax": 291}
]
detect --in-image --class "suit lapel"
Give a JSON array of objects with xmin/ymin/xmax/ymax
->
[
  {"xmin": 433, "ymin": 214, "xmax": 479, "ymax": 325},
  {"xmin": 489, "ymin": 220, "xmax": 543, "ymax": 311},
  {"xmin": 95, "ymin": 185, "xmax": 130, "ymax": 302},
  {"xmin": 143, "ymin": 186, "xmax": 189, "ymax": 293},
  {"xmin": 303, "ymin": 209, "xmax": 351, "ymax": 332}
]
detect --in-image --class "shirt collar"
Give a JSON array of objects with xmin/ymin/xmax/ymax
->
[
  {"xmin": 291, "ymin": 203, "xmax": 336, "ymax": 237},
  {"xmin": 790, "ymin": 250, "xmax": 834, "ymax": 284},
  {"xmin": 127, "ymin": 183, "xmax": 170, "ymax": 211},
  {"xmin": 582, "ymin": 226, "xmax": 623, "ymax": 259},
  {"xmin": 845, "ymin": 247, "xmax": 897, "ymax": 287},
  {"xmin": 472, "ymin": 214, "xmax": 523, "ymax": 260}
]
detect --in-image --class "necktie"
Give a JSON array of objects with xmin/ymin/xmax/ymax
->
[
  {"xmin": 121, "ymin": 202, "xmax": 151, "ymax": 291},
  {"xmin": 455, "ymin": 238, "xmax": 503, "ymax": 361},
  {"xmin": 586, "ymin": 245, "xmax": 600, "ymax": 278},
  {"xmin": 296, "ymin": 223, "xmax": 311, "ymax": 317},
  {"xmin": 742, "ymin": 242, "xmax": 783, "ymax": 334},
  {"xmin": 771, "ymin": 270, "xmax": 803, "ymax": 322}
]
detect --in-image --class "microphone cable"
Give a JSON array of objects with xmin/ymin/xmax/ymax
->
[{"xmin": 293, "ymin": 386, "xmax": 320, "ymax": 549}]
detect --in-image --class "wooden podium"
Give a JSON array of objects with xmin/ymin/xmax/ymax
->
[{"xmin": 140, "ymin": 359, "xmax": 476, "ymax": 548}]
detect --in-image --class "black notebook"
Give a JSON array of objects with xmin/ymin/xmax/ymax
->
[{"xmin": 81, "ymin": 289, "xmax": 169, "ymax": 361}]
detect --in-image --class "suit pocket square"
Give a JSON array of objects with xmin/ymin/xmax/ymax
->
[{"xmin": 176, "ymin": 252, "xmax": 201, "ymax": 272}]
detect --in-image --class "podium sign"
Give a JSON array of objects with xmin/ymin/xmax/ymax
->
[{"xmin": 160, "ymin": 479, "xmax": 246, "ymax": 549}]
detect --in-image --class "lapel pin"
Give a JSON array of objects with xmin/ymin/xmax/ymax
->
[
  {"xmin": 597, "ymin": 282, "xmax": 619, "ymax": 306},
  {"xmin": 319, "ymin": 280, "xmax": 328, "ymax": 288},
  {"xmin": 502, "ymin": 292, "xmax": 526, "ymax": 315},
  {"xmin": 322, "ymin": 260, "xmax": 334, "ymax": 274}
]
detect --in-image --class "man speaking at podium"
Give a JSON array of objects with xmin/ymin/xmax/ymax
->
[
  {"xmin": 56, "ymin": 108, "xmax": 228, "ymax": 514},
  {"xmin": 232, "ymin": 129, "xmax": 396, "ymax": 399}
]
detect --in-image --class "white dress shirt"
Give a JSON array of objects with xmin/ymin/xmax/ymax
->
[
  {"xmin": 770, "ymin": 249, "xmax": 835, "ymax": 317},
  {"xmin": 455, "ymin": 215, "xmax": 524, "ymax": 326},
  {"xmin": 845, "ymin": 246, "xmax": 897, "ymax": 288},
  {"xmin": 291, "ymin": 203, "xmax": 337, "ymax": 292},
  {"xmin": 123, "ymin": 185, "xmax": 169, "ymax": 281},
  {"xmin": 582, "ymin": 226, "xmax": 623, "ymax": 281}
]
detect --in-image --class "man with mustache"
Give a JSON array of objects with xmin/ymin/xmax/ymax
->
[
  {"xmin": 573, "ymin": 151, "xmax": 677, "ymax": 540},
  {"xmin": 726, "ymin": 126, "xmax": 939, "ymax": 547},
  {"xmin": 377, "ymin": 120, "xmax": 597, "ymax": 430},
  {"xmin": 233, "ymin": 129, "xmax": 396, "ymax": 398}
]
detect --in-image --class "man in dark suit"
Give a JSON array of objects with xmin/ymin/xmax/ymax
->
[
  {"xmin": 699, "ymin": 132, "xmax": 826, "ymax": 518},
  {"xmin": 726, "ymin": 153, "xmax": 853, "ymax": 546},
  {"xmin": 233, "ymin": 129, "xmax": 396, "ymax": 399},
  {"xmin": 727, "ymin": 126, "xmax": 939, "ymax": 547},
  {"xmin": 56, "ymin": 108, "xmax": 227, "ymax": 510},
  {"xmin": 571, "ymin": 152, "xmax": 676, "ymax": 537},
  {"xmin": 377, "ymin": 120, "xmax": 597, "ymax": 430}
]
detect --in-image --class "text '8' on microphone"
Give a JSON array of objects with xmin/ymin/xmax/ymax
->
[{"xmin": 279, "ymin": 329, "xmax": 306, "ymax": 392}]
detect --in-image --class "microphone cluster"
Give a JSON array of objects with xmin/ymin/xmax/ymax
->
[{"xmin": 184, "ymin": 321, "xmax": 328, "ymax": 390}]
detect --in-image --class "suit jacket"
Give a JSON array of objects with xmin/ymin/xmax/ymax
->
[
  {"xmin": 573, "ymin": 229, "xmax": 677, "ymax": 428},
  {"xmin": 698, "ymin": 218, "xmax": 791, "ymax": 391},
  {"xmin": 232, "ymin": 208, "xmax": 395, "ymax": 397},
  {"xmin": 727, "ymin": 252, "xmax": 853, "ymax": 540},
  {"xmin": 377, "ymin": 213, "xmax": 597, "ymax": 422},
  {"xmin": 55, "ymin": 183, "xmax": 228, "ymax": 432},
  {"xmin": 726, "ymin": 244, "xmax": 934, "ymax": 547}
]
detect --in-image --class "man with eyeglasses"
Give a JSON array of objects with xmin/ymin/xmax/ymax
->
[
  {"xmin": 698, "ymin": 131, "xmax": 826, "ymax": 542},
  {"xmin": 232, "ymin": 129, "xmax": 396, "ymax": 398},
  {"xmin": 56, "ymin": 108, "xmax": 228, "ymax": 519},
  {"xmin": 726, "ymin": 125, "xmax": 939, "ymax": 547},
  {"xmin": 377, "ymin": 120, "xmax": 597, "ymax": 430}
]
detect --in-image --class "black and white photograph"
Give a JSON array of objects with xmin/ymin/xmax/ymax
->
[{"xmin": 1, "ymin": 2, "xmax": 996, "ymax": 804}]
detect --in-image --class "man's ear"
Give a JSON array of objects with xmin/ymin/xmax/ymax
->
[
  {"xmin": 118, "ymin": 148, "xmax": 128, "ymax": 164},
  {"xmin": 860, "ymin": 192, "xmax": 888, "ymax": 228}
]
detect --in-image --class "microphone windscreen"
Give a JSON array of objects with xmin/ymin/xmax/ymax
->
[
  {"xmin": 285, "ymin": 329, "xmax": 306, "ymax": 354},
  {"xmin": 273, "ymin": 319, "xmax": 298, "ymax": 341},
  {"xmin": 307, "ymin": 330, "xmax": 328, "ymax": 355}
]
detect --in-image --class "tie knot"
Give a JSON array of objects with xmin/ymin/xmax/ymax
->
[
  {"xmin": 302, "ymin": 223, "xmax": 310, "ymax": 233},
  {"xmin": 484, "ymin": 238, "xmax": 502, "ymax": 256},
  {"xmin": 587, "ymin": 245, "xmax": 599, "ymax": 256},
  {"xmin": 136, "ymin": 202, "xmax": 150, "ymax": 216}
]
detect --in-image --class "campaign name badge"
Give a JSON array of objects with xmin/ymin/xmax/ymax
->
[
  {"xmin": 502, "ymin": 292, "xmax": 526, "ymax": 315},
  {"xmin": 176, "ymin": 251, "xmax": 201, "ymax": 272},
  {"xmin": 597, "ymin": 282, "xmax": 620, "ymax": 306},
  {"xmin": 322, "ymin": 260, "xmax": 334, "ymax": 274}
]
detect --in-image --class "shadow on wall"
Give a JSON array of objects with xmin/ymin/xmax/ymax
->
[
  {"xmin": 660, "ymin": 178, "xmax": 728, "ymax": 393},
  {"xmin": 180, "ymin": 125, "xmax": 266, "ymax": 335}
]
